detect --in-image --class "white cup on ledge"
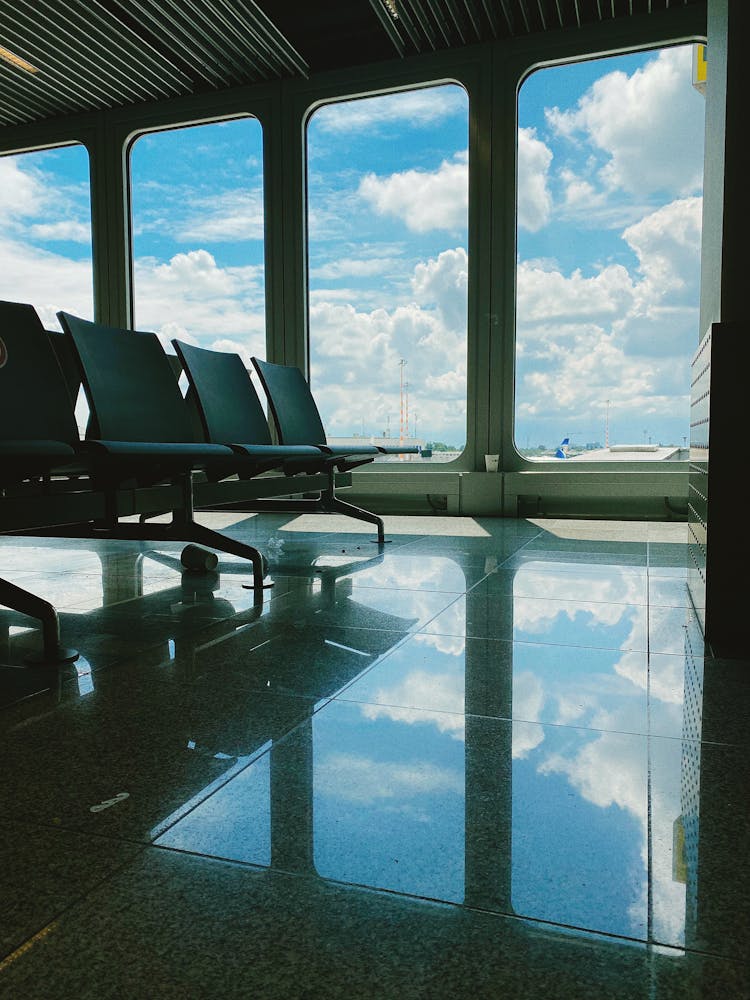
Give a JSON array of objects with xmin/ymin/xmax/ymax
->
[{"xmin": 484, "ymin": 454, "xmax": 499, "ymax": 472}]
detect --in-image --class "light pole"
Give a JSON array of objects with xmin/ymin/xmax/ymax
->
[
  {"xmin": 605, "ymin": 399, "xmax": 610, "ymax": 448},
  {"xmin": 399, "ymin": 359, "xmax": 406, "ymax": 446}
]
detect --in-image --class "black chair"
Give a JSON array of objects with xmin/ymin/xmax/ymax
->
[
  {"xmin": 174, "ymin": 341, "xmax": 395, "ymax": 543},
  {"xmin": 173, "ymin": 339, "xmax": 326, "ymax": 470},
  {"xmin": 251, "ymin": 357, "xmax": 384, "ymax": 460},
  {"xmin": 0, "ymin": 300, "xmax": 103, "ymax": 663},
  {"xmin": 56, "ymin": 311, "xmax": 274, "ymax": 591},
  {"xmin": 252, "ymin": 357, "xmax": 420, "ymax": 543},
  {"xmin": 251, "ymin": 357, "xmax": 420, "ymax": 461},
  {"xmin": 0, "ymin": 303, "xmax": 86, "ymax": 485}
]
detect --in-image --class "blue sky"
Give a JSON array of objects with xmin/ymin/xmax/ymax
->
[{"xmin": 0, "ymin": 42, "xmax": 705, "ymax": 452}]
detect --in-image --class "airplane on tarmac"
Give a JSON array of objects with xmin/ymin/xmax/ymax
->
[{"xmin": 554, "ymin": 437, "xmax": 571, "ymax": 459}]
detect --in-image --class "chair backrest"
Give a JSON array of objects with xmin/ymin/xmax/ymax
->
[
  {"xmin": 58, "ymin": 312, "xmax": 196, "ymax": 443},
  {"xmin": 251, "ymin": 357, "xmax": 328, "ymax": 446},
  {"xmin": 0, "ymin": 301, "xmax": 80, "ymax": 446},
  {"xmin": 46, "ymin": 328, "xmax": 82, "ymax": 407},
  {"xmin": 173, "ymin": 340, "xmax": 273, "ymax": 446}
]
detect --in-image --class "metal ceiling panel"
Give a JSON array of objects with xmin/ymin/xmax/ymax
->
[
  {"xmin": 366, "ymin": 0, "xmax": 702, "ymax": 52},
  {"xmin": 0, "ymin": 0, "xmax": 706, "ymax": 128}
]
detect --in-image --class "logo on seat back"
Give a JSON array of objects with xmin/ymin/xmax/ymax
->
[{"xmin": 0, "ymin": 337, "xmax": 7, "ymax": 368}]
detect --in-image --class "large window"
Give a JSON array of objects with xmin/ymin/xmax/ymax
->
[
  {"xmin": 129, "ymin": 117, "xmax": 266, "ymax": 363},
  {"xmin": 0, "ymin": 143, "xmax": 93, "ymax": 328},
  {"xmin": 307, "ymin": 84, "xmax": 469, "ymax": 463},
  {"xmin": 515, "ymin": 45, "xmax": 705, "ymax": 462}
]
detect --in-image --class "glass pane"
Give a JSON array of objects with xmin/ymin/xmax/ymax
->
[
  {"xmin": 130, "ymin": 117, "xmax": 266, "ymax": 364},
  {"xmin": 515, "ymin": 45, "xmax": 705, "ymax": 462},
  {"xmin": 307, "ymin": 84, "xmax": 469, "ymax": 463},
  {"xmin": 0, "ymin": 144, "xmax": 93, "ymax": 329}
]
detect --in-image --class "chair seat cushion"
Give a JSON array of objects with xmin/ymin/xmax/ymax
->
[
  {"xmin": 230, "ymin": 443, "xmax": 325, "ymax": 459},
  {"xmin": 318, "ymin": 444, "xmax": 379, "ymax": 457},
  {"xmin": 83, "ymin": 440, "xmax": 235, "ymax": 462},
  {"xmin": 0, "ymin": 439, "xmax": 78, "ymax": 459}
]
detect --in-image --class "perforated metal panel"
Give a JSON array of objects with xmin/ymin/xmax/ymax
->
[
  {"xmin": 687, "ymin": 326, "xmax": 710, "ymax": 632},
  {"xmin": 687, "ymin": 321, "xmax": 750, "ymax": 658},
  {"xmin": 680, "ymin": 622, "xmax": 703, "ymax": 943}
]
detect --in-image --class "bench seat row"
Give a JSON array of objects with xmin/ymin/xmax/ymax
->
[{"xmin": 0, "ymin": 300, "xmax": 415, "ymax": 663}]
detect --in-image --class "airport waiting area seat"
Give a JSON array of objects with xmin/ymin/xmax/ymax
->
[
  {"xmin": 174, "ymin": 340, "xmax": 405, "ymax": 543},
  {"xmin": 0, "ymin": 301, "xmax": 102, "ymax": 664},
  {"xmin": 58, "ymin": 310, "xmax": 328, "ymax": 593},
  {"xmin": 0, "ymin": 299, "xmax": 413, "ymax": 659},
  {"xmin": 251, "ymin": 356, "xmax": 419, "ymax": 462},
  {"xmin": 0, "ymin": 300, "xmax": 279, "ymax": 662},
  {"xmin": 172, "ymin": 339, "xmax": 326, "ymax": 472}
]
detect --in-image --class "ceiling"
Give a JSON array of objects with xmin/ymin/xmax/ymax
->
[{"xmin": 0, "ymin": 0, "xmax": 705, "ymax": 128}]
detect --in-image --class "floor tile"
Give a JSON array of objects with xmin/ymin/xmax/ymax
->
[
  {"xmin": 0, "ymin": 819, "xmax": 142, "ymax": 958},
  {"xmin": 170, "ymin": 617, "xmax": 410, "ymax": 701},
  {"xmin": 1, "ymin": 668, "xmax": 315, "ymax": 841},
  {"xmin": 649, "ymin": 735, "xmax": 750, "ymax": 957},
  {"xmin": 472, "ymin": 559, "xmax": 649, "ymax": 604},
  {"xmin": 2, "ymin": 847, "xmax": 746, "ymax": 999},
  {"xmin": 422, "ymin": 591, "xmax": 650, "ymax": 651},
  {"xmin": 159, "ymin": 699, "xmax": 651, "ymax": 935},
  {"xmin": 648, "ymin": 576, "xmax": 691, "ymax": 609},
  {"xmin": 649, "ymin": 605, "xmax": 701, "ymax": 656},
  {"xmin": 2, "ymin": 515, "xmax": 748, "ymax": 1000}
]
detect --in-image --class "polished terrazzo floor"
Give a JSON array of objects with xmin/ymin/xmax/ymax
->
[{"xmin": 0, "ymin": 513, "xmax": 748, "ymax": 998}]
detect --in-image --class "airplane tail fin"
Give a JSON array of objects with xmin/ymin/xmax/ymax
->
[{"xmin": 554, "ymin": 437, "xmax": 570, "ymax": 459}]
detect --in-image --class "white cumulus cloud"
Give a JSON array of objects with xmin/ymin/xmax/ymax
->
[
  {"xmin": 518, "ymin": 127, "xmax": 554, "ymax": 232},
  {"xmin": 358, "ymin": 152, "xmax": 468, "ymax": 233},
  {"xmin": 546, "ymin": 46, "xmax": 704, "ymax": 198}
]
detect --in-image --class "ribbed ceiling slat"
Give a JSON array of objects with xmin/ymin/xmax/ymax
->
[
  {"xmin": 63, "ymin": 0, "xmax": 191, "ymax": 95},
  {"xmin": 198, "ymin": 0, "xmax": 289, "ymax": 79},
  {"xmin": 231, "ymin": 0, "xmax": 309, "ymax": 76},
  {"xmin": 104, "ymin": 0, "xmax": 241, "ymax": 87},
  {"xmin": 176, "ymin": 0, "xmax": 259, "ymax": 78},
  {"xmin": 516, "ymin": 0, "xmax": 533, "ymax": 32},
  {"xmin": 33, "ymin": 0, "xmax": 189, "ymax": 98},
  {"xmin": 390, "ymin": 1, "xmax": 426, "ymax": 51},
  {"xmin": 462, "ymin": 0, "xmax": 485, "ymax": 40},
  {"xmin": 496, "ymin": 0, "xmax": 516, "ymax": 32},
  {"xmin": 0, "ymin": 55, "xmax": 96, "ymax": 118},
  {"xmin": 2, "ymin": 1, "xmax": 153, "ymax": 109},
  {"xmin": 440, "ymin": 0, "xmax": 468, "ymax": 44},
  {"xmin": 0, "ymin": 21, "xmax": 100, "ymax": 114},
  {"xmin": 367, "ymin": 0, "xmax": 407, "ymax": 57},
  {"xmin": 2, "ymin": 0, "xmax": 191, "ymax": 114},
  {"xmin": 122, "ymin": 0, "xmax": 244, "ymax": 86},
  {"xmin": 0, "ymin": 75, "xmax": 63, "ymax": 125},
  {"xmin": 400, "ymin": 0, "xmax": 440, "ymax": 50},
  {"xmin": 478, "ymin": 0, "xmax": 502, "ymax": 38},
  {"xmin": 0, "ymin": 0, "xmax": 707, "ymax": 129},
  {"xmin": 422, "ymin": 0, "xmax": 455, "ymax": 47}
]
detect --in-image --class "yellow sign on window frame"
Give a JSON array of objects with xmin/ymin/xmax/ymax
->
[{"xmin": 693, "ymin": 44, "xmax": 707, "ymax": 94}]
